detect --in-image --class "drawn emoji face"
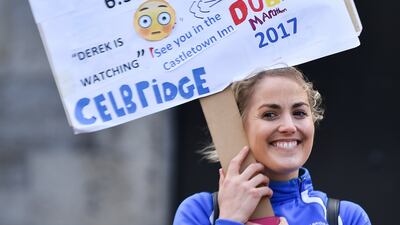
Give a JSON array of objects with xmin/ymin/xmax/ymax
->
[{"xmin": 134, "ymin": 0, "xmax": 176, "ymax": 41}]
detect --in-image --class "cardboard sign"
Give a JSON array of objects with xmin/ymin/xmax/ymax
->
[
  {"xmin": 200, "ymin": 86, "xmax": 276, "ymax": 218},
  {"xmin": 29, "ymin": 0, "xmax": 360, "ymax": 133}
]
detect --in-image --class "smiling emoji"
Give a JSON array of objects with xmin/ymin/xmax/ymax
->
[{"xmin": 134, "ymin": 0, "xmax": 176, "ymax": 41}]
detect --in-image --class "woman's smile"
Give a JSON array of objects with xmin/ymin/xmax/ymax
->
[{"xmin": 270, "ymin": 140, "xmax": 299, "ymax": 150}]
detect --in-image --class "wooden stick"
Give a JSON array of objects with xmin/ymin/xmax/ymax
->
[{"xmin": 200, "ymin": 86, "xmax": 274, "ymax": 219}]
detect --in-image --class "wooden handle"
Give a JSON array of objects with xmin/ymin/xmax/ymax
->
[{"xmin": 200, "ymin": 86, "xmax": 274, "ymax": 219}]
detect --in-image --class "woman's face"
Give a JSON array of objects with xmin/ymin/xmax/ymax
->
[{"xmin": 244, "ymin": 75, "xmax": 314, "ymax": 181}]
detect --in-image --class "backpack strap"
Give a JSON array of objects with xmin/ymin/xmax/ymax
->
[
  {"xmin": 212, "ymin": 192, "xmax": 219, "ymax": 225},
  {"xmin": 327, "ymin": 198, "xmax": 340, "ymax": 225},
  {"xmin": 213, "ymin": 192, "xmax": 341, "ymax": 225}
]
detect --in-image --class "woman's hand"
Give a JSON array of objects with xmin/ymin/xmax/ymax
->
[{"xmin": 218, "ymin": 146, "xmax": 273, "ymax": 224}]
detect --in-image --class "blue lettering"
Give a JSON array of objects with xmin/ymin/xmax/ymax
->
[
  {"xmin": 152, "ymin": 79, "xmax": 163, "ymax": 104},
  {"xmin": 75, "ymin": 98, "xmax": 96, "ymax": 125},
  {"xmin": 162, "ymin": 82, "xmax": 178, "ymax": 101},
  {"xmin": 178, "ymin": 76, "xmax": 195, "ymax": 99},
  {"xmin": 163, "ymin": 62, "xmax": 171, "ymax": 71},
  {"xmin": 193, "ymin": 67, "xmax": 210, "ymax": 95},
  {"xmin": 120, "ymin": 85, "xmax": 137, "ymax": 113},
  {"xmin": 108, "ymin": 91, "xmax": 126, "ymax": 117},
  {"xmin": 94, "ymin": 94, "xmax": 112, "ymax": 122},
  {"xmin": 74, "ymin": 67, "xmax": 210, "ymax": 127},
  {"xmin": 136, "ymin": 81, "xmax": 150, "ymax": 108},
  {"xmin": 154, "ymin": 48, "xmax": 161, "ymax": 57}
]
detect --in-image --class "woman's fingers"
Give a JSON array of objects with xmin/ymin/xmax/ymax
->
[
  {"xmin": 217, "ymin": 146, "xmax": 273, "ymax": 223},
  {"xmin": 226, "ymin": 146, "xmax": 249, "ymax": 176},
  {"xmin": 255, "ymin": 186, "xmax": 273, "ymax": 198},
  {"xmin": 219, "ymin": 168, "xmax": 225, "ymax": 187},
  {"xmin": 240, "ymin": 162, "xmax": 264, "ymax": 180},
  {"xmin": 279, "ymin": 217, "xmax": 289, "ymax": 225},
  {"xmin": 247, "ymin": 173, "xmax": 269, "ymax": 188}
]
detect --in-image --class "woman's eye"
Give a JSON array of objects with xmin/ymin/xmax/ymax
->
[
  {"xmin": 262, "ymin": 112, "xmax": 277, "ymax": 120},
  {"xmin": 293, "ymin": 111, "xmax": 307, "ymax": 118}
]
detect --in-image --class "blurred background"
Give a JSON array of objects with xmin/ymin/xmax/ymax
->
[{"xmin": 0, "ymin": 1, "xmax": 398, "ymax": 225}]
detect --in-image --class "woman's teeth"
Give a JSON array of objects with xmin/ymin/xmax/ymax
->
[{"xmin": 273, "ymin": 141, "xmax": 298, "ymax": 149}]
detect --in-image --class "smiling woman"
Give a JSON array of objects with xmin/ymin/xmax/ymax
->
[
  {"xmin": 173, "ymin": 67, "xmax": 371, "ymax": 225},
  {"xmin": 232, "ymin": 67, "xmax": 323, "ymax": 182},
  {"xmin": 241, "ymin": 70, "xmax": 316, "ymax": 181}
]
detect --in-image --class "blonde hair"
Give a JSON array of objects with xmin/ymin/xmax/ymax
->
[{"xmin": 200, "ymin": 67, "xmax": 324, "ymax": 162}]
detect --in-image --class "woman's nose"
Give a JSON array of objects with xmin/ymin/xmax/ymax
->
[{"xmin": 278, "ymin": 115, "xmax": 297, "ymax": 133}]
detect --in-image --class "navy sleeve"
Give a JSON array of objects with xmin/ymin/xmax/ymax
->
[{"xmin": 339, "ymin": 201, "xmax": 371, "ymax": 225}]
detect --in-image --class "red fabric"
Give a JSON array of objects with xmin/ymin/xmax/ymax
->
[{"xmin": 249, "ymin": 216, "xmax": 281, "ymax": 225}]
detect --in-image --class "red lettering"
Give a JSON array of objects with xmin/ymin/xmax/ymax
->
[
  {"xmin": 149, "ymin": 47, "xmax": 154, "ymax": 58},
  {"xmin": 229, "ymin": 0, "xmax": 248, "ymax": 25},
  {"xmin": 249, "ymin": 0, "xmax": 263, "ymax": 12}
]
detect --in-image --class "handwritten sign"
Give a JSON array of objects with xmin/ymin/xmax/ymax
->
[{"xmin": 28, "ymin": 0, "xmax": 360, "ymax": 133}]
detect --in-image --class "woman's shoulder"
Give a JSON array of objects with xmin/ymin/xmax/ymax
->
[
  {"xmin": 339, "ymin": 200, "xmax": 371, "ymax": 225},
  {"xmin": 309, "ymin": 187, "xmax": 370, "ymax": 225},
  {"xmin": 306, "ymin": 181, "xmax": 370, "ymax": 225},
  {"xmin": 178, "ymin": 192, "xmax": 214, "ymax": 211},
  {"xmin": 173, "ymin": 192, "xmax": 214, "ymax": 225}
]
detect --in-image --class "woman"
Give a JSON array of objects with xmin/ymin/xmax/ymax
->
[{"xmin": 173, "ymin": 67, "xmax": 371, "ymax": 225}]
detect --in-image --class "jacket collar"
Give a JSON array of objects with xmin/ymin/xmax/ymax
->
[{"xmin": 269, "ymin": 168, "xmax": 313, "ymax": 204}]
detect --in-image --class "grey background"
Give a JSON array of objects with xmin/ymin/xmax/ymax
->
[{"xmin": 0, "ymin": 1, "xmax": 174, "ymax": 225}]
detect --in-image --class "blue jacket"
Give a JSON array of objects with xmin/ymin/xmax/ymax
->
[{"xmin": 173, "ymin": 168, "xmax": 371, "ymax": 225}]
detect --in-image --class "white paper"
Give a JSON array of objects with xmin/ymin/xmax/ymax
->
[{"xmin": 28, "ymin": 0, "xmax": 361, "ymax": 133}]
